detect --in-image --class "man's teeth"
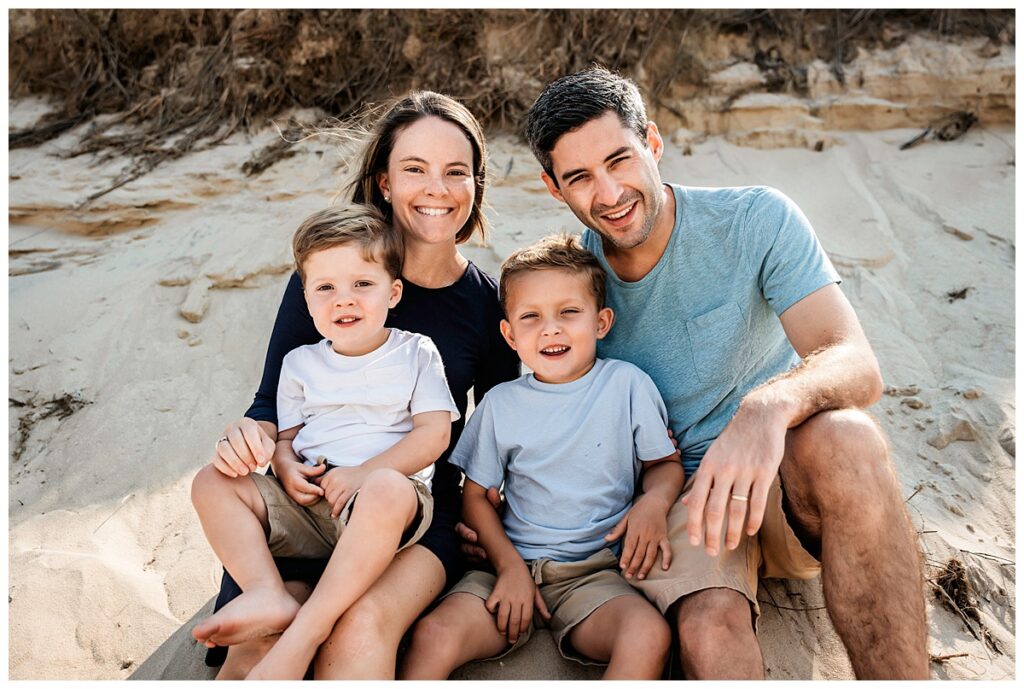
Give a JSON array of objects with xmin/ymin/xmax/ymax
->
[
  {"xmin": 606, "ymin": 204, "xmax": 634, "ymax": 220},
  {"xmin": 416, "ymin": 207, "xmax": 452, "ymax": 216},
  {"xmin": 542, "ymin": 346, "xmax": 569, "ymax": 354}
]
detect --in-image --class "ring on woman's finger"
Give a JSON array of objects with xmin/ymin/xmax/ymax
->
[
  {"xmin": 729, "ymin": 493, "xmax": 749, "ymax": 502},
  {"xmin": 215, "ymin": 436, "xmax": 229, "ymax": 448}
]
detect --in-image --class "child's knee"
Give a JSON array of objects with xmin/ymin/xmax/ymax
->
[
  {"xmin": 357, "ymin": 469, "xmax": 416, "ymax": 510},
  {"xmin": 409, "ymin": 608, "xmax": 463, "ymax": 657},
  {"xmin": 619, "ymin": 605, "xmax": 672, "ymax": 654}
]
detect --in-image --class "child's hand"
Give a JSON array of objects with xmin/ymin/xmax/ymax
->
[
  {"xmin": 605, "ymin": 493, "xmax": 673, "ymax": 580},
  {"xmin": 485, "ymin": 562, "xmax": 551, "ymax": 644},
  {"xmin": 317, "ymin": 466, "xmax": 369, "ymax": 519},
  {"xmin": 273, "ymin": 455, "xmax": 326, "ymax": 506}
]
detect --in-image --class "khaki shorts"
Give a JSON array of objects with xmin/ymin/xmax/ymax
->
[
  {"xmin": 250, "ymin": 472, "xmax": 433, "ymax": 559},
  {"xmin": 448, "ymin": 548, "xmax": 647, "ymax": 666},
  {"xmin": 631, "ymin": 474, "xmax": 820, "ymax": 624}
]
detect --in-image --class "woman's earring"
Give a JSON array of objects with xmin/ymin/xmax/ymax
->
[{"xmin": 383, "ymin": 194, "xmax": 391, "ymax": 203}]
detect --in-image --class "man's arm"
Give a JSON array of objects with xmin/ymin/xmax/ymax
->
[{"xmin": 683, "ymin": 283, "xmax": 883, "ymax": 556}]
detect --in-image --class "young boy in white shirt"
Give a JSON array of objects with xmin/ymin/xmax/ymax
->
[
  {"xmin": 190, "ymin": 204, "xmax": 458, "ymax": 679},
  {"xmin": 400, "ymin": 234, "xmax": 684, "ymax": 679}
]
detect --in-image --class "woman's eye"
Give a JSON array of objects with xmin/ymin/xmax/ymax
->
[
  {"xmin": 404, "ymin": 166, "xmax": 423, "ymax": 174},
  {"xmin": 448, "ymin": 169, "xmax": 468, "ymax": 177}
]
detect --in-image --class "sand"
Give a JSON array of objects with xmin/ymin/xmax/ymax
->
[{"xmin": 7, "ymin": 40, "xmax": 1016, "ymax": 680}]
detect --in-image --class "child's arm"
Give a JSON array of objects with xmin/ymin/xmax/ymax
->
[
  {"xmin": 463, "ymin": 479, "xmax": 551, "ymax": 644},
  {"xmin": 268, "ymin": 424, "xmax": 326, "ymax": 506},
  {"xmin": 318, "ymin": 410, "xmax": 451, "ymax": 518},
  {"xmin": 604, "ymin": 453, "xmax": 684, "ymax": 580}
]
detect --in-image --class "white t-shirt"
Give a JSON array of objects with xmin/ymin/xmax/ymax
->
[{"xmin": 277, "ymin": 329, "xmax": 459, "ymax": 488}]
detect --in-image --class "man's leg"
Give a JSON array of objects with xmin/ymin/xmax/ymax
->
[
  {"xmin": 190, "ymin": 465, "xmax": 301, "ymax": 647},
  {"xmin": 246, "ymin": 468, "xmax": 420, "ymax": 680},
  {"xmin": 673, "ymin": 588, "xmax": 763, "ymax": 679},
  {"xmin": 568, "ymin": 594, "xmax": 671, "ymax": 679},
  {"xmin": 316, "ymin": 545, "xmax": 445, "ymax": 679},
  {"xmin": 780, "ymin": 408, "xmax": 928, "ymax": 679},
  {"xmin": 400, "ymin": 591, "xmax": 512, "ymax": 679}
]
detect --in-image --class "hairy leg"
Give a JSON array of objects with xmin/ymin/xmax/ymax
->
[
  {"xmin": 190, "ymin": 465, "xmax": 299, "ymax": 647},
  {"xmin": 568, "ymin": 595, "xmax": 671, "ymax": 679},
  {"xmin": 314, "ymin": 545, "xmax": 446, "ymax": 679},
  {"xmin": 400, "ymin": 592, "xmax": 511, "ymax": 679},
  {"xmin": 214, "ymin": 580, "xmax": 313, "ymax": 680},
  {"xmin": 673, "ymin": 587, "xmax": 762, "ymax": 679},
  {"xmin": 781, "ymin": 409, "xmax": 928, "ymax": 679},
  {"xmin": 246, "ymin": 469, "xmax": 419, "ymax": 680}
]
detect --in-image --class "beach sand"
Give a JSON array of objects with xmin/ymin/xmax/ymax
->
[{"xmin": 7, "ymin": 41, "xmax": 1015, "ymax": 679}]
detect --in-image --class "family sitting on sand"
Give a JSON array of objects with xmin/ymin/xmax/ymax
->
[{"xmin": 189, "ymin": 67, "xmax": 929, "ymax": 680}]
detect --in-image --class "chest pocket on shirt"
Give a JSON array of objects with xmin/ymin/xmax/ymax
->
[
  {"xmin": 685, "ymin": 302, "xmax": 751, "ymax": 385},
  {"xmin": 359, "ymin": 365, "xmax": 415, "ymax": 426}
]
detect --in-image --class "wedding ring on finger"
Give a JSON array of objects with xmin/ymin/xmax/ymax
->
[
  {"xmin": 215, "ymin": 436, "xmax": 229, "ymax": 449},
  {"xmin": 730, "ymin": 493, "xmax": 749, "ymax": 502}
]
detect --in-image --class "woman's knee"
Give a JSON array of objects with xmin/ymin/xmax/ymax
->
[{"xmin": 191, "ymin": 463, "xmax": 230, "ymax": 507}]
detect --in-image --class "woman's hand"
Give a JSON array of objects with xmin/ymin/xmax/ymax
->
[
  {"xmin": 456, "ymin": 485, "xmax": 503, "ymax": 563},
  {"xmin": 211, "ymin": 418, "xmax": 276, "ymax": 477}
]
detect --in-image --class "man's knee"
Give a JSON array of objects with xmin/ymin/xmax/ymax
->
[
  {"xmin": 788, "ymin": 409, "xmax": 897, "ymax": 501},
  {"xmin": 674, "ymin": 588, "xmax": 754, "ymax": 659}
]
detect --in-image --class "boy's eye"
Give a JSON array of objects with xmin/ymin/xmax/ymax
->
[
  {"xmin": 561, "ymin": 308, "xmax": 581, "ymax": 315},
  {"xmin": 316, "ymin": 284, "xmax": 333, "ymax": 292},
  {"xmin": 519, "ymin": 313, "xmax": 538, "ymax": 320},
  {"xmin": 355, "ymin": 280, "xmax": 374, "ymax": 288}
]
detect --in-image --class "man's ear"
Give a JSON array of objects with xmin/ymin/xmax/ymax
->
[
  {"xmin": 388, "ymin": 278, "xmax": 403, "ymax": 308},
  {"xmin": 646, "ymin": 122, "xmax": 665, "ymax": 163},
  {"xmin": 499, "ymin": 319, "xmax": 518, "ymax": 351},
  {"xmin": 595, "ymin": 307, "xmax": 615, "ymax": 340},
  {"xmin": 540, "ymin": 171, "xmax": 565, "ymax": 203}
]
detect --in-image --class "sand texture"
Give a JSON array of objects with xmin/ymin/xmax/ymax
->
[{"xmin": 8, "ymin": 38, "xmax": 1015, "ymax": 681}]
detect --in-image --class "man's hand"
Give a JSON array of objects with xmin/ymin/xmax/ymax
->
[
  {"xmin": 271, "ymin": 451, "xmax": 326, "ymax": 506},
  {"xmin": 485, "ymin": 561, "xmax": 551, "ymax": 644},
  {"xmin": 605, "ymin": 492, "xmax": 672, "ymax": 580},
  {"xmin": 457, "ymin": 485, "xmax": 502, "ymax": 563},
  {"xmin": 681, "ymin": 396, "xmax": 788, "ymax": 556},
  {"xmin": 318, "ymin": 465, "xmax": 369, "ymax": 518},
  {"xmin": 211, "ymin": 418, "xmax": 276, "ymax": 477}
]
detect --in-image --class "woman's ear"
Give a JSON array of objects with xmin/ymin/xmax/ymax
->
[{"xmin": 377, "ymin": 172, "xmax": 391, "ymax": 202}]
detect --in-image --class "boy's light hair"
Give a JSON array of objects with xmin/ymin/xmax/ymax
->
[
  {"xmin": 499, "ymin": 234, "xmax": 607, "ymax": 316},
  {"xmin": 292, "ymin": 204, "xmax": 403, "ymax": 283}
]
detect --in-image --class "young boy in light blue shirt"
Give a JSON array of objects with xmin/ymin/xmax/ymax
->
[{"xmin": 400, "ymin": 234, "xmax": 684, "ymax": 680}]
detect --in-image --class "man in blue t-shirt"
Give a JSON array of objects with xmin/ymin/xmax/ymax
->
[{"xmin": 516, "ymin": 67, "xmax": 928, "ymax": 680}]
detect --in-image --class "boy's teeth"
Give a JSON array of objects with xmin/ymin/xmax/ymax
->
[
  {"xmin": 542, "ymin": 346, "xmax": 569, "ymax": 354},
  {"xmin": 338, "ymin": 317, "xmax": 357, "ymax": 323},
  {"xmin": 417, "ymin": 207, "xmax": 451, "ymax": 216}
]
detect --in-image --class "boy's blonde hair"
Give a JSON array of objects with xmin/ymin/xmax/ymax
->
[
  {"xmin": 292, "ymin": 204, "xmax": 403, "ymax": 283},
  {"xmin": 499, "ymin": 233, "xmax": 607, "ymax": 315}
]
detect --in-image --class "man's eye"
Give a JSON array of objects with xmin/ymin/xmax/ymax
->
[{"xmin": 609, "ymin": 155, "xmax": 629, "ymax": 167}]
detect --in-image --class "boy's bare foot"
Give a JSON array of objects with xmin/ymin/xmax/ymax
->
[{"xmin": 192, "ymin": 587, "xmax": 301, "ymax": 648}]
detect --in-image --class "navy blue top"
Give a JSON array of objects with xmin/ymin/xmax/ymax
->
[{"xmin": 206, "ymin": 261, "xmax": 519, "ymax": 666}]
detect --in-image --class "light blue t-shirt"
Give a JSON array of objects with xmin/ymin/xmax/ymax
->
[
  {"xmin": 451, "ymin": 358, "xmax": 677, "ymax": 562},
  {"xmin": 582, "ymin": 185, "xmax": 841, "ymax": 477}
]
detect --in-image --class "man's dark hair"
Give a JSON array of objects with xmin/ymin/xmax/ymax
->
[{"xmin": 523, "ymin": 66, "xmax": 648, "ymax": 183}]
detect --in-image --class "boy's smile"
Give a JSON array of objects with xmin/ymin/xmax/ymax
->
[
  {"xmin": 302, "ymin": 244, "xmax": 402, "ymax": 356},
  {"xmin": 500, "ymin": 268, "xmax": 614, "ymax": 385}
]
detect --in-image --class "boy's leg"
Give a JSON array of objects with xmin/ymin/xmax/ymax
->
[
  {"xmin": 400, "ymin": 591, "xmax": 512, "ymax": 679},
  {"xmin": 246, "ymin": 469, "xmax": 421, "ymax": 680},
  {"xmin": 567, "ymin": 594, "xmax": 671, "ymax": 679},
  {"xmin": 190, "ymin": 465, "xmax": 300, "ymax": 647},
  {"xmin": 214, "ymin": 580, "xmax": 313, "ymax": 680}
]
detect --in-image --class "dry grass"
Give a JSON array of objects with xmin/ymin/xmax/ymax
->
[{"xmin": 8, "ymin": 9, "xmax": 1014, "ymax": 204}]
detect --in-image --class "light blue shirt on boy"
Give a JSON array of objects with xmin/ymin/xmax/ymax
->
[
  {"xmin": 582, "ymin": 185, "xmax": 841, "ymax": 477},
  {"xmin": 451, "ymin": 358, "xmax": 677, "ymax": 562}
]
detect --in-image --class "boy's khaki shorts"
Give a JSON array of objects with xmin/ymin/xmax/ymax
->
[
  {"xmin": 630, "ymin": 474, "xmax": 820, "ymax": 625},
  {"xmin": 447, "ymin": 548, "xmax": 649, "ymax": 666},
  {"xmin": 250, "ymin": 472, "xmax": 433, "ymax": 559}
]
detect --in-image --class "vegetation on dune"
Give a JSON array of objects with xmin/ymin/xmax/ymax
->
[{"xmin": 8, "ymin": 9, "xmax": 1014, "ymax": 204}]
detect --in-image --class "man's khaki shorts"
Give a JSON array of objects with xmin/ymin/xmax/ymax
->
[
  {"xmin": 250, "ymin": 472, "xmax": 433, "ymax": 559},
  {"xmin": 447, "ymin": 548, "xmax": 651, "ymax": 666},
  {"xmin": 631, "ymin": 474, "xmax": 820, "ymax": 624}
]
